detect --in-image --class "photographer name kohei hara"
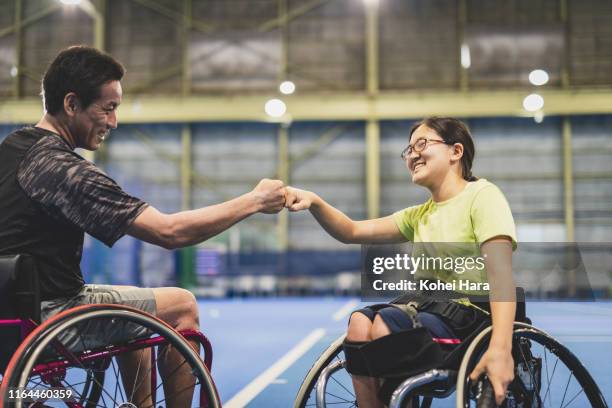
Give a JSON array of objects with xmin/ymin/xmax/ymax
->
[{"xmin": 372, "ymin": 278, "xmax": 490, "ymax": 292}]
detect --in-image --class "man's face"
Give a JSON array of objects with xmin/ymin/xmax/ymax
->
[{"xmin": 73, "ymin": 80, "xmax": 122, "ymax": 150}]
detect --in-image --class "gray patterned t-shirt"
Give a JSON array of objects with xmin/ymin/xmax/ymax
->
[{"xmin": 17, "ymin": 131, "xmax": 148, "ymax": 247}]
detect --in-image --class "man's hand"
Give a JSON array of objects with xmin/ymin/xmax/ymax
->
[
  {"xmin": 250, "ymin": 179, "xmax": 286, "ymax": 214},
  {"xmin": 469, "ymin": 346, "xmax": 514, "ymax": 406},
  {"xmin": 285, "ymin": 186, "xmax": 317, "ymax": 212}
]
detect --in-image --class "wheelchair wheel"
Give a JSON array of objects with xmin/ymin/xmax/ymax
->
[
  {"xmin": 0, "ymin": 304, "xmax": 220, "ymax": 408},
  {"xmin": 456, "ymin": 322, "xmax": 608, "ymax": 408},
  {"xmin": 294, "ymin": 334, "xmax": 359, "ymax": 408}
]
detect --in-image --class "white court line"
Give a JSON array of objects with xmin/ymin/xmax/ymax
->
[
  {"xmin": 557, "ymin": 335, "xmax": 612, "ymax": 343},
  {"xmin": 332, "ymin": 299, "xmax": 360, "ymax": 321},
  {"xmin": 542, "ymin": 302, "xmax": 612, "ymax": 316},
  {"xmin": 224, "ymin": 328, "xmax": 326, "ymax": 408}
]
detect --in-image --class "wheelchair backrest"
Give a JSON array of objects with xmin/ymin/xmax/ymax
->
[{"xmin": 0, "ymin": 254, "xmax": 41, "ymax": 323}]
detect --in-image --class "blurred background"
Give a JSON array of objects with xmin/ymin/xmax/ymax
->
[{"xmin": 0, "ymin": 0, "xmax": 611, "ymax": 298}]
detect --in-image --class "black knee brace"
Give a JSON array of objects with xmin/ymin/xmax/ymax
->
[
  {"xmin": 344, "ymin": 328, "xmax": 447, "ymax": 379},
  {"xmin": 342, "ymin": 340, "xmax": 370, "ymax": 376}
]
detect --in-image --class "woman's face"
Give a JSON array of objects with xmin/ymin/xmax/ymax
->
[{"xmin": 405, "ymin": 124, "xmax": 454, "ymax": 187}]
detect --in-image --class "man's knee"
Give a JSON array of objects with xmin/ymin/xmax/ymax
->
[
  {"xmin": 370, "ymin": 315, "xmax": 391, "ymax": 340},
  {"xmin": 176, "ymin": 288, "xmax": 199, "ymax": 328},
  {"xmin": 154, "ymin": 287, "xmax": 199, "ymax": 330},
  {"xmin": 347, "ymin": 312, "xmax": 373, "ymax": 342}
]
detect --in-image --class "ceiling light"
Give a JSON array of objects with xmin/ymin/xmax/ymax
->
[
  {"xmin": 264, "ymin": 99, "xmax": 287, "ymax": 118},
  {"xmin": 529, "ymin": 69, "xmax": 549, "ymax": 86},
  {"xmin": 523, "ymin": 94, "xmax": 544, "ymax": 112},
  {"xmin": 279, "ymin": 81, "xmax": 295, "ymax": 95},
  {"xmin": 461, "ymin": 44, "xmax": 471, "ymax": 69}
]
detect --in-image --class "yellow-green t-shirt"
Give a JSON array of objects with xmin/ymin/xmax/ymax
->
[{"xmin": 392, "ymin": 179, "xmax": 517, "ymax": 292}]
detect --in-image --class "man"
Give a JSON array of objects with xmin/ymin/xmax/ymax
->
[{"xmin": 0, "ymin": 45, "xmax": 285, "ymax": 406}]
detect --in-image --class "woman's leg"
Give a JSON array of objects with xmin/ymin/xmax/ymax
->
[{"xmin": 347, "ymin": 312, "xmax": 386, "ymax": 408}]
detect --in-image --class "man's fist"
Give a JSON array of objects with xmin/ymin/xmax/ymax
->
[
  {"xmin": 284, "ymin": 186, "xmax": 316, "ymax": 212},
  {"xmin": 251, "ymin": 179, "xmax": 286, "ymax": 214}
]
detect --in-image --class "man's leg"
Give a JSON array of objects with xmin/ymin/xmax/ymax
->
[
  {"xmin": 109, "ymin": 285, "xmax": 199, "ymax": 407},
  {"xmin": 152, "ymin": 287, "xmax": 201, "ymax": 408},
  {"xmin": 108, "ymin": 285, "xmax": 155, "ymax": 407}
]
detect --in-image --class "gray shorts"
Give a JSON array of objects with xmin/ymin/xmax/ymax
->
[{"xmin": 40, "ymin": 284, "xmax": 157, "ymax": 352}]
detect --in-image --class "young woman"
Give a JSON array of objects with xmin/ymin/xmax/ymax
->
[{"xmin": 285, "ymin": 117, "xmax": 517, "ymax": 407}]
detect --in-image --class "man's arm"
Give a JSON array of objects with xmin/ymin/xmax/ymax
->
[{"xmin": 127, "ymin": 179, "xmax": 285, "ymax": 249}]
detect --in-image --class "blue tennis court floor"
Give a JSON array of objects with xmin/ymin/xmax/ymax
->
[{"xmin": 197, "ymin": 298, "xmax": 612, "ymax": 407}]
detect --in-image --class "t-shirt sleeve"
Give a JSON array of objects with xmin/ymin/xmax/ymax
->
[
  {"xmin": 392, "ymin": 205, "xmax": 421, "ymax": 241},
  {"xmin": 17, "ymin": 143, "xmax": 148, "ymax": 247},
  {"xmin": 470, "ymin": 184, "xmax": 517, "ymax": 250}
]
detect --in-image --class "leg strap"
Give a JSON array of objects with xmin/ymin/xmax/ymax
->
[{"xmin": 417, "ymin": 300, "xmax": 485, "ymax": 338}]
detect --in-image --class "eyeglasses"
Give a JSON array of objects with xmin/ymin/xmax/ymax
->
[{"xmin": 400, "ymin": 138, "xmax": 451, "ymax": 160}]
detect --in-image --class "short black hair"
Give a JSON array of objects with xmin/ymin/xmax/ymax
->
[{"xmin": 42, "ymin": 45, "xmax": 125, "ymax": 115}]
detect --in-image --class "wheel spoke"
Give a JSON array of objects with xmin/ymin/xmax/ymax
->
[
  {"xmin": 559, "ymin": 372, "xmax": 573, "ymax": 408},
  {"xmin": 127, "ymin": 347, "xmax": 154, "ymax": 404},
  {"xmin": 111, "ymin": 357, "xmax": 120, "ymax": 405},
  {"xmin": 542, "ymin": 357, "xmax": 559, "ymax": 406},
  {"xmin": 61, "ymin": 377, "xmax": 98, "ymax": 408},
  {"xmin": 543, "ymin": 347, "xmax": 552, "ymax": 408},
  {"xmin": 111, "ymin": 355, "xmax": 126, "ymax": 404},
  {"xmin": 25, "ymin": 377, "xmax": 44, "ymax": 388},
  {"xmin": 562, "ymin": 388, "xmax": 584, "ymax": 408},
  {"xmin": 330, "ymin": 374, "xmax": 355, "ymax": 397},
  {"xmin": 324, "ymin": 390, "xmax": 355, "ymax": 404}
]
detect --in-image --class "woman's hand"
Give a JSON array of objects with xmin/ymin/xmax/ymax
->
[
  {"xmin": 469, "ymin": 345, "xmax": 514, "ymax": 406},
  {"xmin": 285, "ymin": 186, "xmax": 317, "ymax": 212}
]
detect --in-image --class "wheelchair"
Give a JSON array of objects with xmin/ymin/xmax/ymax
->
[
  {"xmin": 0, "ymin": 254, "xmax": 222, "ymax": 408},
  {"xmin": 294, "ymin": 292, "xmax": 609, "ymax": 408}
]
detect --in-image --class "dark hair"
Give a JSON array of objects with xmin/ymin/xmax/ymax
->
[
  {"xmin": 42, "ymin": 45, "xmax": 125, "ymax": 115},
  {"xmin": 409, "ymin": 116, "xmax": 478, "ymax": 182}
]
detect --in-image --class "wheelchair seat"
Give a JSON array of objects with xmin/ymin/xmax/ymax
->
[
  {"xmin": 0, "ymin": 253, "xmax": 41, "ymax": 322},
  {"xmin": 0, "ymin": 254, "xmax": 41, "ymax": 373}
]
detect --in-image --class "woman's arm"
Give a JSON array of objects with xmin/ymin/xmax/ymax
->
[
  {"xmin": 469, "ymin": 237, "xmax": 516, "ymax": 406},
  {"xmin": 285, "ymin": 186, "xmax": 406, "ymax": 244}
]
